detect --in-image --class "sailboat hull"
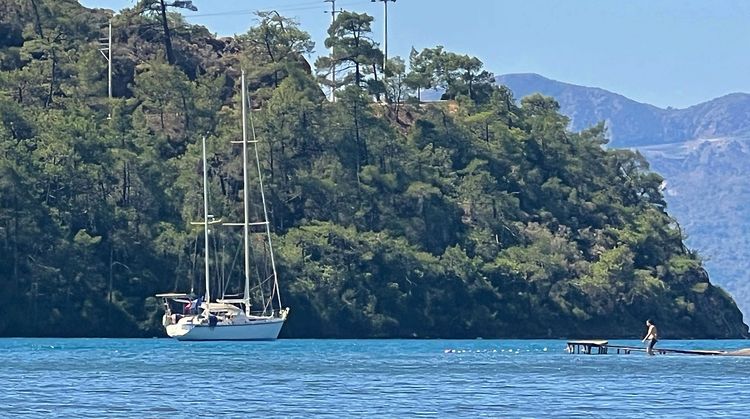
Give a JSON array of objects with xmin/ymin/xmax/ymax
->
[{"xmin": 166, "ymin": 318, "xmax": 286, "ymax": 341}]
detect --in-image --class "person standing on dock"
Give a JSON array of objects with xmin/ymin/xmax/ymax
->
[{"xmin": 642, "ymin": 319, "xmax": 658, "ymax": 355}]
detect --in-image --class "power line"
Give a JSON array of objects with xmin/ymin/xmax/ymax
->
[
  {"xmin": 180, "ymin": 0, "xmax": 367, "ymax": 18},
  {"xmin": 97, "ymin": 20, "xmax": 112, "ymax": 99},
  {"xmin": 324, "ymin": 0, "xmax": 342, "ymax": 102},
  {"xmin": 371, "ymin": 0, "xmax": 395, "ymax": 64}
]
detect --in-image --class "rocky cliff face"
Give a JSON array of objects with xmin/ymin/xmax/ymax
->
[{"xmin": 497, "ymin": 73, "xmax": 750, "ymax": 317}]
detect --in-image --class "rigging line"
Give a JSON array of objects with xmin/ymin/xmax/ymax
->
[
  {"xmin": 249, "ymin": 230, "xmax": 267, "ymax": 311},
  {"xmin": 223, "ymin": 237, "xmax": 244, "ymax": 297},
  {"xmin": 261, "ymin": 274, "xmax": 276, "ymax": 313},
  {"xmin": 189, "ymin": 234, "xmax": 199, "ymax": 294},
  {"xmin": 245, "ymin": 91, "xmax": 269, "ymax": 311},
  {"xmin": 211, "ymin": 221, "xmax": 223, "ymax": 297},
  {"xmin": 246, "ymin": 274, "xmax": 274, "ymax": 294},
  {"xmin": 220, "ymin": 235, "xmax": 228, "ymax": 297},
  {"xmin": 247, "ymin": 80, "xmax": 283, "ymax": 311}
]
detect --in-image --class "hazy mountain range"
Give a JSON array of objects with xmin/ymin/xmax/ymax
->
[
  {"xmin": 497, "ymin": 73, "xmax": 750, "ymax": 147},
  {"xmin": 496, "ymin": 73, "xmax": 750, "ymax": 317}
]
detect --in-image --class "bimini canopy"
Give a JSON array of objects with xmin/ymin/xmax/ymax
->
[{"xmin": 155, "ymin": 293, "xmax": 192, "ymax": 300}]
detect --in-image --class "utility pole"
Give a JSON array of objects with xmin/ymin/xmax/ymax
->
[
  {"xmin": 371, "ymin": 0, "xmax": 396, "ymax": 65},
  {"xmin": 98, "ymin": 19, "xmax": 112, "ymax": 99},
  {"xmin": 324, "ymin": 0, "xmax": 341, "ymax": 102}
]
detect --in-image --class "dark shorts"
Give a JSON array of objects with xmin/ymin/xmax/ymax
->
[{"xmin": 648, "ymin": 339, "xmax": 658, "ymax": 350}]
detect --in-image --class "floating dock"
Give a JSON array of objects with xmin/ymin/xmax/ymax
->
[
  {"xmin": 566, "ymin": 340, "xmax": 610, "ymax": 354},
  {"xmin": 566, "ymin": 340, "xmax": 745, "ymax": 356}
]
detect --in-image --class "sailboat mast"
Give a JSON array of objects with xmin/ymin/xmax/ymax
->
[
  {"xmin": 241, "ymin": 71, "xmax": 251, "ymax": 314},
  {"xmin": 202, "ymin": 135, "xmax": 211, "ymax": 309}
]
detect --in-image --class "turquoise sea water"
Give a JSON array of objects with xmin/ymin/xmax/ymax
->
[{"xmin": 2, "ymin": 338, "xmax": 750, "ymax": 417}]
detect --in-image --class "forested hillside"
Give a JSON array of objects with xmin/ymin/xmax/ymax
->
[
  {"xmin": 497, "ymin": 73, "xmax": 750, "ymax": 317},
  {"xmin": 0, "ymin": 0, "xmax": 745, "ymax": 338}
]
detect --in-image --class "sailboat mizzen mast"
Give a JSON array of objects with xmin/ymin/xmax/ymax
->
[
  {"xmin": 201, "ymin": 136, "xmax": 211, "ymax": 311},
  {"xmin": 241, "ymin": 70, "xmax": 252, "ymax": 316}
]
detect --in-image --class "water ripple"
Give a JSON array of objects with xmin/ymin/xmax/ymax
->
[{"xmin": 2, "ymin": 338, "xmax": 750, "ymax": 417}]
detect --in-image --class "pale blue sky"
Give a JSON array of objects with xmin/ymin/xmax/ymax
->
[{"xmin": 80, "ymin": 0, "xmax": 750, "ymax": 109}]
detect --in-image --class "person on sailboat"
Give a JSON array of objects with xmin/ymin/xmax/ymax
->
[
  {"xmin": 183, "ymin": 296, "xmax": 202, "ymax": 315},
  {"xmin": 195, "ymin": 295, "xmax": 203, "ymax": 313}
]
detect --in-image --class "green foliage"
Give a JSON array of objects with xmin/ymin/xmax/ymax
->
[
  {"xmin": 137, "ymin": 0, "xmax": 197, "ymax": 65},
  {"xmin": 237, "ymin": 11, "xmax": 314, "ymax": 96},
  {"xmin": 405, "ymin": 46, "xmax": 495, "ymax": 103},
  {"xmin": 315, "ymin": 11, "xmax": 383, "ymax": 91},
  {"xmin": 0, "ymin": 0, "xmax": 745, "ymax": 339}
]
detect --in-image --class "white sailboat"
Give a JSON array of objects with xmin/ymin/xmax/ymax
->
[{"xmin": 157, "ymin": 71, "xmax": 289, "ymax": 341}]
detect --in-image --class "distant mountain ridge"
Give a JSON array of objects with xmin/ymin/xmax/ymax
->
[
  {"xmin": 637, "ymin": 137, "xmax": 750, "ymax": 317},
  {"xmin": 496, "ymin": 73, "xmax": 750, "ymax": 148},
  {"xmin": 496, "ymin": 73, "xmax": 750, "ymax": 317}
]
